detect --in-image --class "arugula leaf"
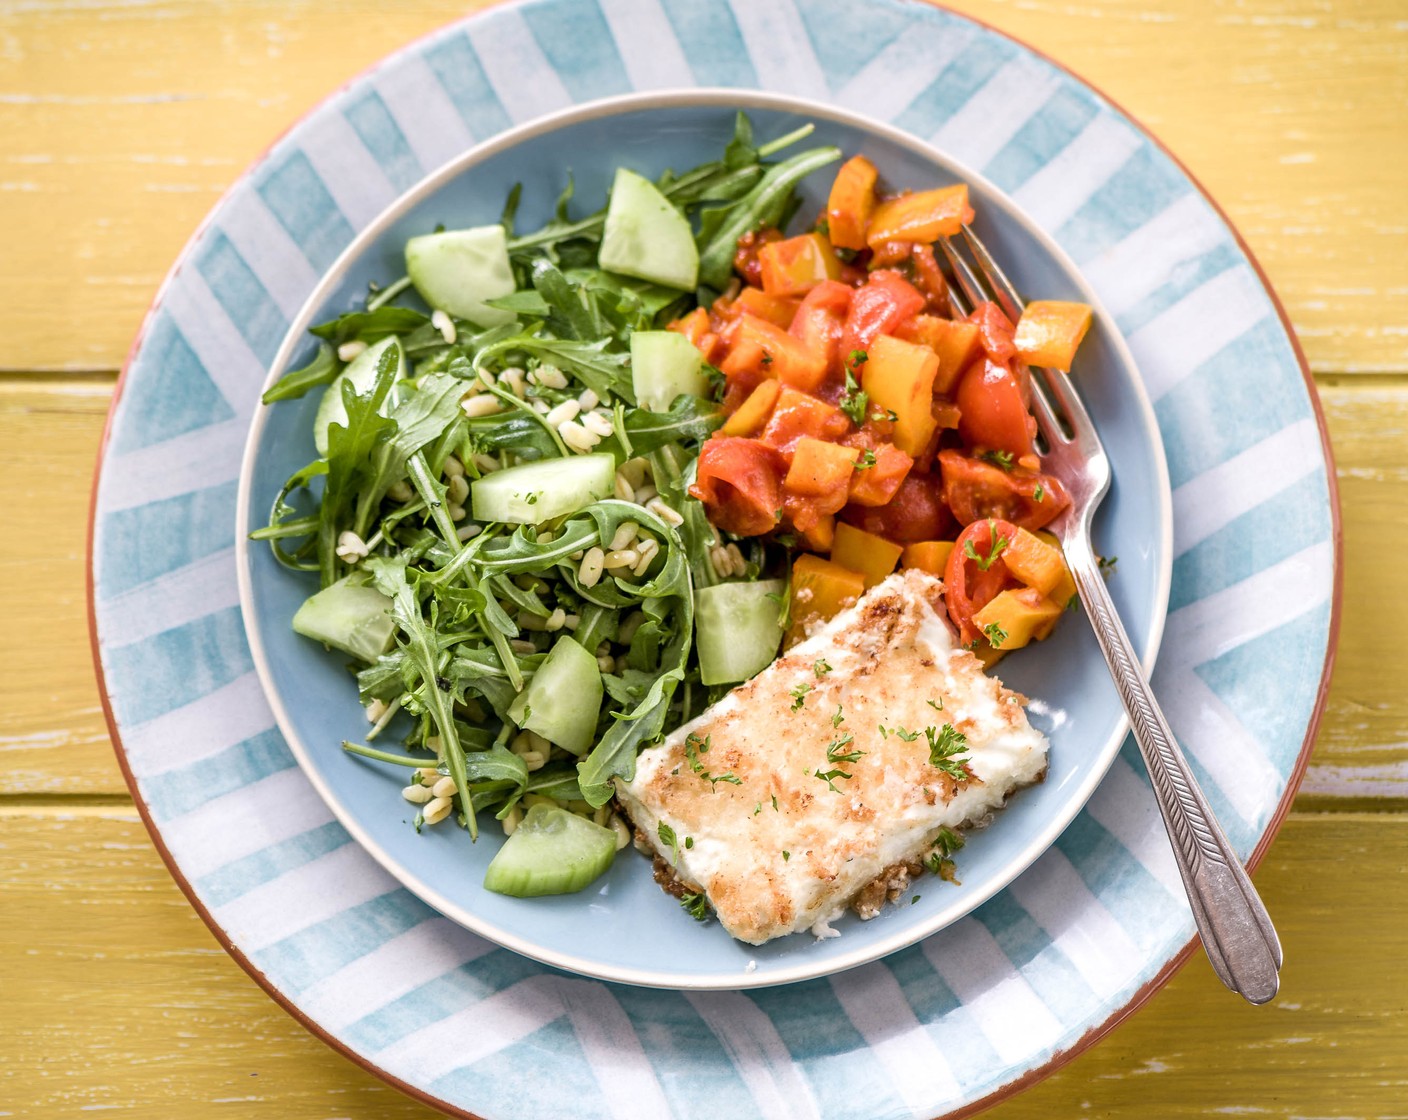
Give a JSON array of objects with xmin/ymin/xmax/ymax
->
[
  {"xmin": 263, "ymin": 342, "xmax": 338, "ymax": 404},
  {"xmin": 310, "ymin": 306, "xmax": 430, "ymax": 345}
]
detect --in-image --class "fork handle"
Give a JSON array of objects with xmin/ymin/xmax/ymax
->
[{"xmin": 1063, "ymin": 533, "xmax": 1283, "ymax": 1004}]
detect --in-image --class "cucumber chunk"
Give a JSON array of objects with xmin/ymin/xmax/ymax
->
[
  {"xmin": 292, "ymin": 576, "xmax": 395, "ymax": 663},
  {"xmin": 508, "ymin": 635, "xmax": 603, "ymax": 757},
  {"xmin": 470, "ymin": 453, "xmax": 615, "ymax": 525},
  {"xmin": 313, "ymin": 336, "xmax": 404, "ymax": 456},
  {"xmin": 483, "ymin": 804, "xmax": 616, "ymax": 898},
  {"xmin": 631, "ymin": 330, "xmax": 709, "ymax": 412},
  {"xmin": 405, "ymin": 225, "xmax": 516, "ymax": 328},
  {"xmin": 694, "ymin": 579, "xmax": 786, "ymax": 685},
  {"xmin": 598, "ymin": 168, "xmax": 698, "ymax": 291}
]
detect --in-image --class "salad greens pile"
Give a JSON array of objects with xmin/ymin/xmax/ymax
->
[{"xmin": 254, "ymin": 115, "xmax": 839, "ymax": 855}]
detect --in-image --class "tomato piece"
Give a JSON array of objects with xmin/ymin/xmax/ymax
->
[
  {"xmin": 839, "ymin": 270, "xmax": 926, "ymax": 360},
  {"xmin": 690, "ymin": 437, "xmax": 785, "ymax": 537},
  {"xmin": 759, "ymin": 387, "xmax": 851, "ymax": 460},
  {"xmin": 909, "ymin": 244, "xmax": 952, "ymax": 316},
  {"xmin": 968, "ymin": 301, "xmax": 1017, "ymax": 364},
  {"xmin": 937, "ymin": 449, "xmax": 1069, "ymax": 532},
  {"xmin": 789, "ymin": 280, "xmax": 851, "ymax": 374},
  {"xmin": 955, "ymin": 358, "xmax": 1035, "ymax": 457},
  {"xmin": 840, "ymin": 471, "xmax": 955, "ymax": 544},
  {"xmin": 945, "ymin": 517, "xmax": 1021, "ymax": 647}
]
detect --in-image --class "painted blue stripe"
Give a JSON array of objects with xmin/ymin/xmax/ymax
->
[
  {"xmin": 111, "ymin": 314, "xmax": 235, "ymax": 457},
  {"xmin": 106, "ymin": 606, "xmax": 251, "ymax": 726},
  {"xmin": 893, "ymin": 42, "xmax": 1015, "ymax": 139},
  {"xmin": 1057, "ymin": 146, "xmax": 1192, "ymax": 265},
  {"xmin": 422, "ymin": 32, "xmax": 513, "ymax": 141},
  {"xmin": 658, "ymin": 0, "xmax": 758, "ymax": 87},
  {"xmin": 344, "ymin": 92, "xmax": 423, "ymax": 193},
  {"xmin": 195, "ymin": 821, "xmax": 349, "ymax": 908},
  {"xmin": 1155, "ymin": 316, "xmax": 1310, "ymax": 490},
  {"xmin": 193, "ymin": 230, "xmax": 289, "ymax": 369},
  {"xmin": 611, "ymin": 987, "xmax": 756, "ymax": 1120},
  {"xmin": 256, "ymin": 151, "xmax": 357, "ymax": 275},
  {"xmin": 143, "ymin": 728, "xmax": 292, "ymax": 822},
  {"xmin": 341, "ymin": 946, "xmax": 542, "ymax": 1053},
  {"xmin": 1171, "ymin": 471, "xmax": 1331, "ymax": 613},
  {"xmin": 1194, "ymin": 601, "xmax": 1332, "ymax": 780},
  {"xmin": 1114, "ymin": 242, "xmax": 1244, "ymax": 338},
  {"xmin": 251, "ymin": 889, "xmax": 436, "ymax": 996},
  {"xmin": 982, "ymin": 84, "xmax": 1099, "ymax": 192},
  {"xmin": 746, "ymin": 981, "xmax": 909, "ymax": 1120},
  {"xmin": 520, "ymin": 0, "xmax": 631, "ymax": 101},
  {"xmin": 974, "ymin": 893, "xmax": 1100, "ymax": 1030},
  {"xmin": 795, "ymin": 0, "xmax": 918, "ymax": 92},
  {"xmin": 1055, "ymin": 811, "xmax": 1188, "ymax": 955},
  {"xmin": 431, "ymin": 1022, "xmax": 613, "ymax": 1120},
  {"xmin": 98, "ymin": 480, "xmax": 236, "ymax": 599},
  {"xmin": 882, "ymin": 947, "xmax": 1005, "ymax": 1093}
]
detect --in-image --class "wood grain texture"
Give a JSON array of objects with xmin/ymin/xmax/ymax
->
[
  {"xmin": 0, "ymin": 807, "xmax": 1401, "ymax": 1119},
  {"xmin": 0, "ymin": 0, "xmax": 1404, "ymax": 373}
]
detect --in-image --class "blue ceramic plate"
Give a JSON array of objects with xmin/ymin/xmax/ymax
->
[
  {"xmin": 92, "ymin": 2, "xmax": 1337, "ymax": 1117},
  {"xmin": 236, "ymin": 90, "xmax": 1172, "ymax": 990}
]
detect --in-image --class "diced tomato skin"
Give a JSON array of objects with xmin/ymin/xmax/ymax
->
[
  {"xmin": 909, "ymin": 244, "xmax": 952, "ymax": 316},
  {"xmin": 937, "ymin": 450, "xmax": 1069, "ymax": 532},
  {"xmin": 945, "ymin": 517, "xmax": 1021, "ymax": 647},
  {"xmin": 690, "ymin": 437, "xmax": 786, "ymax": 537},
  {"xmin": 839, "ymin": 271, "xmax": 927, "ymax": 360},
  {"xmin": 789, "ymin": 280, "xmax": 852, "ymax": 374},
  {"xmin": 955, "ymin": 358, "xmax": 1035, "ymax": 457},
  {"xmin": 759, "ymin": 387, "xmax": 851, "ymax": 461},
  {"xmin": 840, "ymin": 471, "xmax": 956, "ymax": 544},
  {"xmin": 968, "ymin": 301, "xmax": 1018, "ymax": 363}
]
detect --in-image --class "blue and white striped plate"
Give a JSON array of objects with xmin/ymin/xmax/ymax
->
[{"xmin": 91, "ymin": 1, "xmax": 1339, "ymax": 1116}]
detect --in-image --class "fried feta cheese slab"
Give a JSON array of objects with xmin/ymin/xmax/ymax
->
[{"xmin": 614, "ymin": 568, "xmax": 1049, "ymax": 945}]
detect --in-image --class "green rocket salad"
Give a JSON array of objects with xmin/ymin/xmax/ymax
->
[{"xmin": 254, "ymin": 116, "xmax": 839, "ymax": 897}]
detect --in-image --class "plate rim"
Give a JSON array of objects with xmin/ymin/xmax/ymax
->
[
  {"xmin": 84, "ymin": 2, "xmax": 1343, "ymax": 1117},
  {"xmin": 232, "ymin": 85, "xmax": 1174, "ymax": 991}
]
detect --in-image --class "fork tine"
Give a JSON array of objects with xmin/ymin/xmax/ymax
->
[
  {"xmin": 959, "ymin": 227, "xmax": 1025, "ymax": 323},
  {"xmin": 1026, "ymin": 371, "xmax": 1069, "ymax": 446},
  {"xmin": 936, "ymin": 238, "xmax": 986, "ymax": 311}
]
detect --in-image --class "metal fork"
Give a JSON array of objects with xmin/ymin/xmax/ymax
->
[{"xmin": 939, "ymin": 230, "xmax": 1283, "ymax": 1005}]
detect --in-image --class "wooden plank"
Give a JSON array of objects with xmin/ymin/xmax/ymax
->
[
  {"xmin": 0, "ymin": 806, "xmax": 1400, "ymax": 1117},
  {"xmin": 0, "ymin": 0, "xmax": 1404, "ymax": 374}
]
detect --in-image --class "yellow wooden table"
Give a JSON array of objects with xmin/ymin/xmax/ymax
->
[{"xmin": 3, "ymin": 1, "xmax": 1404, "ymax": 1115}]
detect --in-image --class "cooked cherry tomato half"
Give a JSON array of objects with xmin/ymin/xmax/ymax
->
[
  {"xmin": 938, "ymin": 449, "xmax": 1068, "ymax": 532},
  {"xmin": 840, "ymin": 471, "xmax": 955, "ymax": 544},
  {"xmin": 838, "ymin": 270, "xmax": 926, "ymax": 360},
  {"xmin": 955, "ymin": 358, "xmax": 1035, "ymax": 457},
  {"xmin": 945, "ymin": 517, "xmax": 1021, "ymax": 647}
]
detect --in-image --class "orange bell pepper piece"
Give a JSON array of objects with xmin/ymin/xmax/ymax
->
[
  {"xmin": 733, "ymin": 313, "xmax": 827, "ymax": 392},
  {"xmin": 826, "ymin": 156, "xmax": 879, "ymax": 251},
  {"xmin": 734, "ymin": 285, "xmax": 801, "ymax": 330},
  {"xmin": 847, "ymin": 441, "xmax": 913, "ymax": 507},
  {"xmin": 861, "ymin": 334, "xmax": 941, "ymax": 456},
  {"xmin": 784, "ymin": 437, "xmax": 861, "ymax": 500},
  {"xmin": 896, "ymin": 314, "xmax": 982, "ymax": 394},
  {"xmin": 1014, "ymin": 300, "xmax": 1093, "ymax": 372},
  {"xmin": 866, "ymin": 184, "xmax": 974, "ymax": 248},
  {"xmin": 722, "ymin": 379, "xmax": 782, "ymax": 437},
  {"xmin": 787, "ymin": 553, "xmax": 866, "ymax": 647},
  {"xmin": 759, "ymin": 232, "xmax": 842, "ymax": 298},
  {"xmin": 900, "ymin": 540, "xmax": 955, "ymax": 577},
  {"xmin": 831, "ymin": 522, "xmax": 903, "ymax": 588}
]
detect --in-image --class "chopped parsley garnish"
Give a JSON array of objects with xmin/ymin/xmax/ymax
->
[
  {"xmin": 830, "ymin": 703, "xmax": 845, "ymax": 728},
  {"xmin": 658, "ymin": 821, "xmax": 679, "ymax": 862},
  {"xmin": 925, "ymin": 723, "xmax": 970, "ymax": 779},
  {"xmin": 813, "ymin": 767, "xmax": 855, "ymax": 793},
  {"xmin": 685, "ymin": 836, "xmax": 694, "ymax": 849},
  {"xmin": 932, "ymin": 825, "xmax": 965, "ymax": 857},
  {"xmin": 680, "ymin": 892, "xmax": 710, "ymax": 920},
  {"xmin": 980, "ymin": 449, "xmax": 1015, "ymax": 471},
  {"xmin": 685, "ymin": 732, "xmax": 740, "ymax": 789},
  {"xmin": 878, "ymin": 724, "xmax": 888, "ymax": 739},
  {"xmin": 839, "ymin": 368, "xmax": 870, "ymax": 426},
  {"xmin": 884, "ymin": 725, "xmax": 920, "ymax": 742},
  {"xmin": 789, "ymin": 683, "xmax": 811, "ymax": 712},
  {"xmin": 872, "ymin": 407, "xmax": 899, "ymax": 423},
  {"xmin": 813, "ymin": 659, "xmax": 833, "ymax": 678},
  {"xmin": 855, "ymin": 448, "xmax": 877, "ymax": 471},
  {"xmin": 1099, "ymin": 554, "xmax": 1119, "ymax": 574},
  {"xmin": 983, "ymin": 621, "xmax": 1008, "ymax": 649},
  {"xmin": 1033, "ymin": 484, "xmax": 1045, "ymax": 502},
  {"xmin": 847, "ymin": 348, "xmax": 868, "ymax": 370},
  {"xmin": 963, "ymin": 520, "xmax": 1010, "ymax": 571},
  {"xmin": 927, "ymin": 698, "xmax": 944, "ymax": 711},
  {"xmin": 826, "ymin": 734, "xmax": 864, "ymax": 764},
  {"xmin": 771, "ymin": 794, "xmax": 779, "ymax": 812},
  {"xmin": 925, "ymin": 851, "xmax": 960, "ymax": 883},
  {"xmin": 782, "ymin": 850, "xmax": 791, "ymax": 861},
  {"xmin": 761, "ymin": 351, "xmax": 773, "ymax": 366},
  {"xmin": 911, "ymin": 895, "xmax": 921, "ymax": 905},
  {"xmin": 753, "ymin": 802, "xmax": 762, "ymax": 816}
]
